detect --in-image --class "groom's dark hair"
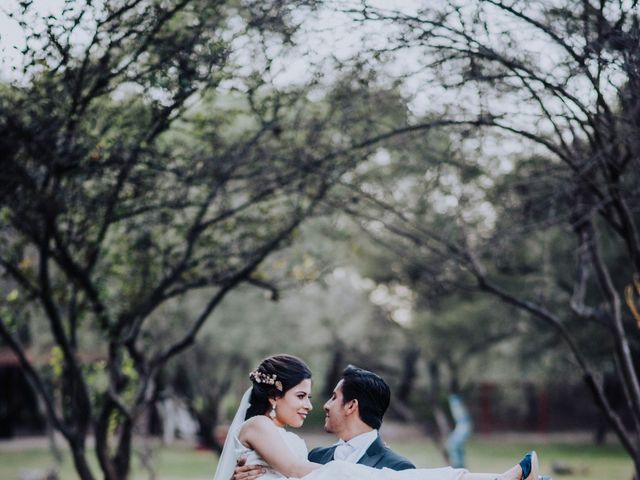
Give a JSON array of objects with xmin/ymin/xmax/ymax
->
[{"xmin": 340, "ymin": 365, "xmax": 390, "ymax": 429}]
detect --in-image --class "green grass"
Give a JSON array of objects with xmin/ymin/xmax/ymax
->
[
  {"xmin": 0, "ymin": 442, "xmax": 216, "ymax": 480},
  {"xmin": 0, "ymin": 435, "xmax": 633, "ymax": 480},
  {"xmin": 395, "ymin": 438, "xmax": 633, "ymax": 480}
]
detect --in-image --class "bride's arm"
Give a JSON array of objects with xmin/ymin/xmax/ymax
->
[{"xmin": 239, "ymin": 416, "xmax": 321, "ymax": 478}]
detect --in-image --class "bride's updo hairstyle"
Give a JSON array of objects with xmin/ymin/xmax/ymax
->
[{"xmin": 245, "ymin": 354, "xmax": 312, "ymax": 420}]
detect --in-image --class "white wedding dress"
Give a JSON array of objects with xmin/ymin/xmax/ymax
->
[
  {"xmin": 233, "ymin": 425, "xmax": 308, "ymax": 480},
  {"xmin": 213, "ymin": 389, "xmax": 468, "ymax": 480},
  {"xmin": 232, "ymin": 423, "xmax": 467, "ymax": 480}
]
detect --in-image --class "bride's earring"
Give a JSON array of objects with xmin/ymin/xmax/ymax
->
[{"xmin": 269, "ymin": 404, "xmax": 277, "ymax": 420}]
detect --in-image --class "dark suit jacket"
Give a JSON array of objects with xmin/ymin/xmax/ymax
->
[{"xmin": 308, "ymin": 435, "xmax": 415, "ymax": 471}]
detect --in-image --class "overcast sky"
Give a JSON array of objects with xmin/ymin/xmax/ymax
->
[
  {"xmin": 0, "ymin": 0, "xmax": 575, "ymax": 164},
  {"xmin": 0, "ymin": 1, "xmax": 427, "ymax": 78}
]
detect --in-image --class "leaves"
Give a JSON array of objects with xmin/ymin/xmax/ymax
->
[
  {"xmin": 625, "ymin": 275, "xmax": 640, "ymax": 329},
  {"xmin": 0, "ymin": 1, "xmax": 331, "ymax": 478},
  {"xmin": 6, "ymin": 289, "xmax": 19, "ymax": 303}
]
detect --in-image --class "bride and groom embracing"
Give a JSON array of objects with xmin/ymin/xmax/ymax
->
[{"xmin": 213, "ymin": 354, "xmax": 540, "ymax": 480}]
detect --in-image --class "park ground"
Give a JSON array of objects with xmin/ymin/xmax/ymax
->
[{"xmin": 0, "ymin": 424, "xmax": 633, "ymax": 480}]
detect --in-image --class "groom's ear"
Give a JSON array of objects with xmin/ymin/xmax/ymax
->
[{"xmin": 344, "ymin": 398, "xmax": 359, "ymax": 416}]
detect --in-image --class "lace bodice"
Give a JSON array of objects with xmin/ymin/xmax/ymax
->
[{"xmin": 234, "ymin": 426, "xmax": 309, "ymax": 480}]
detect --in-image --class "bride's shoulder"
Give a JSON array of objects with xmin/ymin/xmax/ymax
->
[
  {"xmin": 238, "ymin": 416, "xmax": 288, "ymax": 449},
  {"xmin": 243, "ymin": 415, "xmax": 273, "ymax": 428},
  {"xmin": 238, "ymin": 415, "xmax": 276, "ymax": 437}
]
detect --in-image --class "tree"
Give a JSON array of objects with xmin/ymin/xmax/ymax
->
[
  {"xmin": 320, "ymin": 0, "xmax": 640, "ymax": 473},
  {"xmin": 0, "ymin": 1, "xmax": 351, "ymax": 478},
  {"xmin": 163, "ymin": 335, "xmax": 249, "ymax": 453}
]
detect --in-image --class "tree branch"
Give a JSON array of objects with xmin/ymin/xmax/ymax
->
[
  {"xmin": 151, "ymin": 188, "xmax": 327, "ymax": 370},
  {"xmin": 582, "ymin": 216, "xmax": 640, "ymax": 423},
  {"xmin": 0, "ymin": 315, "xmax": 70, "ymax": 439}
]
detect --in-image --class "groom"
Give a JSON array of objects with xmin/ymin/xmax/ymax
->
[{"xmin": 233, "ymin": 365, "xmax": 415, "ymax": 479}]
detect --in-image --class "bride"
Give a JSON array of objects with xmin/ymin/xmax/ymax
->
[{"xmin": 213, "ymin": 354, "xmax": 539, "ymax": 480}]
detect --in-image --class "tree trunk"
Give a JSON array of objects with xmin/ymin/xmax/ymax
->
[
  {"xmin": 323, "ymin": 347, "xmax": 345, "ymax": 398},
  {"xmin": 69, "ymin": 439, "xmax": 96, "ymax": 480},
  {"xmin": 195, "ymin": 401, "xmax": 223, "ymax": 454},
  {"xmin": 95, "ymin": 401, "xmax": 119, "ymax": 480},
  {"xmin": 114, "ymin": 417, "xmax": 133, "ymax": 479},
  {"xmin": 94, "ymin": 410, "xmax": 134, "ymax": 480},
  {"xmin": 425, "ymin": 360, "xmax": 450, "ymax": 463},
  {"xmin": 397, "ymin": 347, "xmax": 420, "ymax": 404}
]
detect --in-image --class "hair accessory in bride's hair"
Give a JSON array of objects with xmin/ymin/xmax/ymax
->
[{"xmin": 249, "ymin": 369, "xmax": 282, "ymax": 390}]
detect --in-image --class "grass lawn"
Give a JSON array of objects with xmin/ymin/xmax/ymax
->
[
  {"xmin": 0, "ymin": 434, "xmax": 633, "ymax": 480},
  {"xmin": 395, "ymin": 437, "xmax": 633, "ymax": 480}
]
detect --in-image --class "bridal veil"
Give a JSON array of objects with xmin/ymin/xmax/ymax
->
[{"xmin": 213, "ymin": 388, "xmax": 252, "ymax": 480}]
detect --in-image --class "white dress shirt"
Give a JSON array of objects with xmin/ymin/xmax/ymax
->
[{"xmin": 333, "ymin": 430, "xmax": 378, "ymax": 463}]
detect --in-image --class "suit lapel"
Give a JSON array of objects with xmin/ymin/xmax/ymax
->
[
  {"xmin": 323, "ymin": 446, "xmax": 338, "ymax": 464},
  {"xmin": 357, "ymin": 435, "xmax": 385, "ymax": 468}
]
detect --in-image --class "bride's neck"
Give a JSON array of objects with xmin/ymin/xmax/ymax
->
[{"xmin": 271, "ymin": 419, "xmax": 286, "ymax": 429}]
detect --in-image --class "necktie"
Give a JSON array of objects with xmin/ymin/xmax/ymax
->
[{"xmin": 333, "ymin": 441, "xmax": 354, "ymax": 461}]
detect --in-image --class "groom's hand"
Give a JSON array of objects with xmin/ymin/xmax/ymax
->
[{"xmin": 233, "ymin": 457, "xmax": 266, "ymax": 480}]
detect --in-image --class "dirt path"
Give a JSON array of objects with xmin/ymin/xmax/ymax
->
[{"xmin": 0, "ymin": 422, "xmax": 604, "ymax": 452}]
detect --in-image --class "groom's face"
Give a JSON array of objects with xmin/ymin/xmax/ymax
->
[{"xmin": 323, "ymin": 379, "xmax": 348, "ymax": 435}]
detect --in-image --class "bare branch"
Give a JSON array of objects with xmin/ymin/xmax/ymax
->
[
  {"xmin": 0, "ymin": 315, "xmax": 70, "ymax": 439},
  {"xmin": 582, "ymin": 216, "xmax": 640, "ymax": 420},
  {"xmin": 151, "ymin": 187, "xmax": 327, "ymax": 369}
]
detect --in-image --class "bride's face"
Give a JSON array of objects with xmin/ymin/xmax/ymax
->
[{"xmin": 272, "ymin": 378, "xmax": 313, "ymax": 428}]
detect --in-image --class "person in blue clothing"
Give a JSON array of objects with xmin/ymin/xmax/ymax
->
[{"xmin": 446, "ymin": 380, "xmax": 473, "ymax": 469}]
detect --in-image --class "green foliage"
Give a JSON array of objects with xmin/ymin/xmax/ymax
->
[
  {"xmin": 49, "ymin": 347, "xmax": 64, "ymax": 379},
  {"xmin": 0, "ymin": 1, "xmax": 338, "ymax": 478}
]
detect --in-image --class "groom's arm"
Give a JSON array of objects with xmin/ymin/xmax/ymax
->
[{"xmin": 232, "ymin": 457, "xmax": 266, "ymax": 480}]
